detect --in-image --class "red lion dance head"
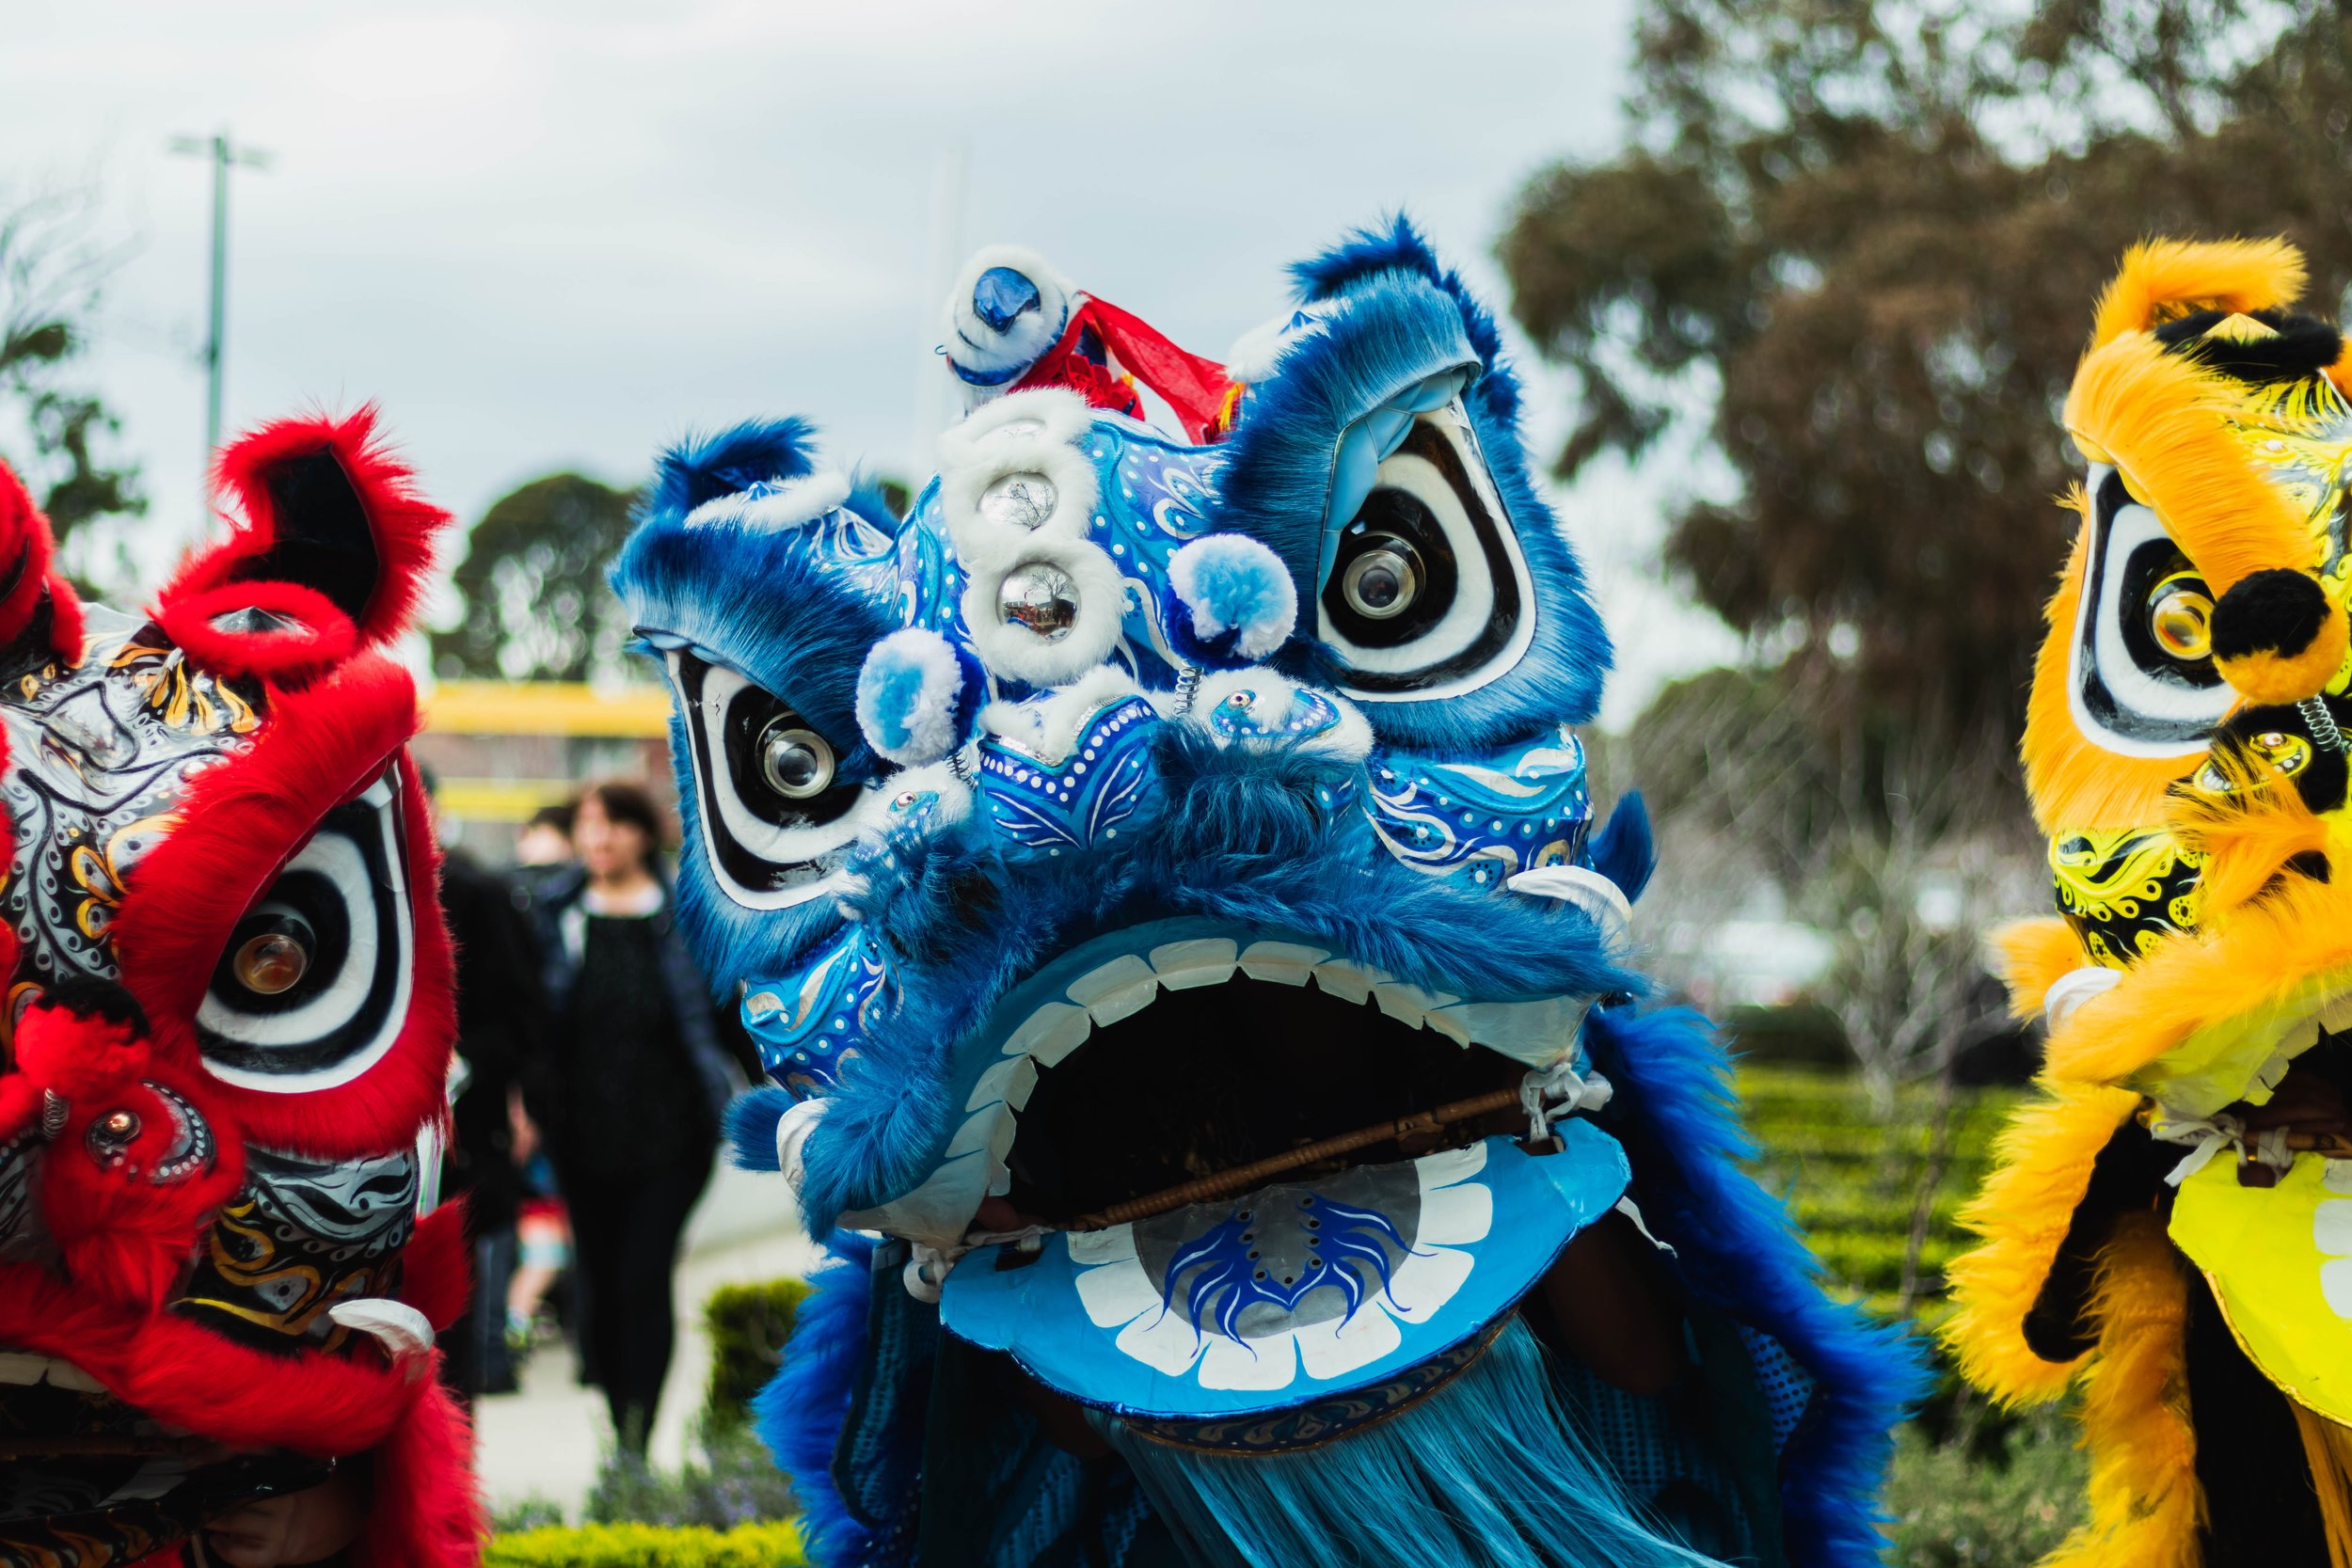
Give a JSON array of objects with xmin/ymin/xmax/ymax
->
[{"xmin": 0, "ymin": 412, "xmax": 479, "ymax": 1567}]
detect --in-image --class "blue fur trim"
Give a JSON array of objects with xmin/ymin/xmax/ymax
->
[
  {"xmin": 1586, "ymin": 790, "xmax": 1657, "ymax": 903},
  {"xmin": 1221, "ymin": 216, "xmax": 1612, "ymax": 748},
  {"xmin": 1583, "ymin": 1005, "xmax": 1931, "ymax": 1568},
  {"xmin": 1104, "ymin": 1316, "xmax": 1717, "ymax": 1568},
  {"xmin": 754, "ymin": 1232, "xmax": 878, "ymax": 1566},
  {"xmin": 647, "ymin": 417, "xmax": 818, "ymax": 518}
]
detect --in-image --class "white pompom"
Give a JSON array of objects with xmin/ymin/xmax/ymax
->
[
  {"xmin": 1168, "ymin": 534, "xmax": 1297, "ymax": 661},
  {"xmin": 856, "ymin": 628, "xmax": 971, "ymax": 766}
]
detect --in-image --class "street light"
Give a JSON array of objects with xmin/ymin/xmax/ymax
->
[{"xmin": 168, "ymin": 132, "xmax": 270, "ymax": 506}]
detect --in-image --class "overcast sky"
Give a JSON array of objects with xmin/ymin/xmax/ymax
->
[{"xmin": 7, "ymin": 0, "xmax": 1740, "ymax": 723}]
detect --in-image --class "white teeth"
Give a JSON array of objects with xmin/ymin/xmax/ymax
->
[
  {"xmin": 1001, "ymin": 1001, "xmax": 1091, "ymax": 1066},
  {"xmin": 1438, "ymin": 995, "xmax": 1596, "ymax": 1066},
  {"xmin": 1150, "ymin": 938, "xmax": 1239, "ymax": 990},
  {"xmin": 962, "ymin": 1053, "xmax": 1041, "ymax": 1114},
  {"xmin": 1068, "ymin": 954, "xmax": 1161, "ymax": 1025},
  {"xmin": 1239, "ymin": 941, "xmax": 1328, "ymax": 986},
  {"xmin": 1007, "ymin": 1055, "xmax": 1040, "ymax": 1111},
  {"xmin": 965, "ymin": 1056, "xmax": 1022, "ymax": 1114},
  {"xmin": 1374, "ymin": 979, "xmax": 1445, "ymax": 1028},
  {"xmin": 1311, "ymin": 960, "xmax": 1380, "ymax": 1005},
  {"xmin": 947, "ymin": 1108, "xmax": 1000, "ymax": 1158}
]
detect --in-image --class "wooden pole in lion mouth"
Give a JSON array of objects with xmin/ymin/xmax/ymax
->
[{"xmin": 1070, "ymin": 1086, "xmax": 1523, "ymax": 1232}]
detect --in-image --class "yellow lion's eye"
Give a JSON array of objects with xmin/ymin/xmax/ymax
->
[
  {"xmin": 233, "ymin": 932, "xmax": 310, "ymax": 995},
  {"xmin": 2150, "ymin": 583, "xmax": 2214, "ymax": 661}
]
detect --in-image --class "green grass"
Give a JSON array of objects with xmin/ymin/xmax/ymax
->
[{"xmin": 1737, "ymin": 1065, "xmax": 2021, "ymax": 1303}]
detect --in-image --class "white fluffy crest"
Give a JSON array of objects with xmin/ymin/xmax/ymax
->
[
  {"xmin": 683, "ymin": 470, "xmax": 853, "ymax": 531},
  {"xmin": 1225, "ymin": 300, "xmax": 1342, "ymax": 384}
]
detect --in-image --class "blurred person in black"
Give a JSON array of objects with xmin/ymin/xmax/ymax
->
[
  {"xmin": 523, "ymin": 780, "xmax": 744, "ymax": 1454},
  {"xmin": 426, "ymin": 773, "xmax": 548, "ymax": 1406}
]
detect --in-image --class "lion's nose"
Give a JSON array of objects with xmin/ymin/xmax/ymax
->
[{"xmin": 2211, "ymin": 567, "xmax": 2348, "ymax": 706}]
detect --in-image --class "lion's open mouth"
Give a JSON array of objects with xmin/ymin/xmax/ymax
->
[
  {"xmin": 970, "ymin": 931, "xmax": 1583, "ymax": 1233},
  {"xmin": 1007, "ymin": 972, "xmax": 1526, "ymax": 1228}
]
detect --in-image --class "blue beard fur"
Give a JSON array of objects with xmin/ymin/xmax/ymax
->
[{"xmin": 1099, "ymin": 1317, "xmax": 1722, "ymax": 1568}]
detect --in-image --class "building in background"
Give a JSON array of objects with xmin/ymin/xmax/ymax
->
[{"xmin": 414, "ymin": 680, "xmax": 673, "ymax": 863}]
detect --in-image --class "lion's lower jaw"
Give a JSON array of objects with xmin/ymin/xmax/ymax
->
[{"xmin": 1094, "ymin": 1316, "xmax": 1723, "ymax": 1568}]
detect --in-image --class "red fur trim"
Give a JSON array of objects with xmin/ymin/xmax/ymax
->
[
  {"xmin": 164, "ymin": 408, "xmax": 448, "ymax": 656},
  {"xmin": 0, "ymin": 1259, "xmax": 422, "ymax": 1452},
  {"xmin": 0, "ymin": 457, "xmax": 76, "ymax": 655},
  {"xmin": 151, "ymin": 579, "xmax": 359, "ymax": 684},
  {"xmin": 113, "ymin": 655, "xmax": 454, "ymax": 1157},
  {"xmin": 13, "ymin": 996, "xmax": 151, "ymax": 1098},
  {"xmin": 354, "ymin": 1368, "xmax": 485, "ymax": 1568},
  {"xmin": 403, "ymin": 1199, "xmax": 473, "ymax": 1334}
]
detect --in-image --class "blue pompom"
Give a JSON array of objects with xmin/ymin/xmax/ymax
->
[
  {"xmin": 855, "ymin": 628, "xmax": 978, "ymax": 765},
  {"xmin": 1168, "ymin": 534, "xmax": 1298, "ymax": 666}
]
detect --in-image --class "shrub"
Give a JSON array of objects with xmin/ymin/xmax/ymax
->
[
  {"xmin": 1884, "ymin": 1399, "xmax": 2085, "ymax": 1567},
  {"xmin": 584, "ymin": 1424, "xmax": 797, "ymax": 1528},
  {"xmin": 485, "ymin": 1521, "xmax": 803, "ymax": 1568},
  {"xmin": 703, "ymin": 1277, "xmax": 812, "ymax": 1436}
]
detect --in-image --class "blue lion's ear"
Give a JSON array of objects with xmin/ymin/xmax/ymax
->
[
  {"xmin": 1216, "ymin": 218, "xmax": 1612, "ymax": 750},
  {"xmin": 1587, "ymin": 791, "xmax": 1656, "ymax": 904},
  {"xmin": 648, "ymin": 417, "xmax": 820, "ymax": 519}
]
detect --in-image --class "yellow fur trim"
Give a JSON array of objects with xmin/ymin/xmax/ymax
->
[
  {"xmin": 2063, "ymin": 330, "xmax": 2316, "ymax": 594},
  {"xmin": 2021, "ymin": 488, "xmax": 2203, "ymax": 831},
  {"xmin": 1945, "ymin": 1084, "xmax": 2141, "ymax": 1405},
  {"xmin": 2042, "ymin": 869, "xmax": 2352, "ymax": 1099},
  {"xmin": 1991, "ymin": 917, "xmax": 2094, "ymax": 1020},
  {"xmin": 2039, "ymin": 1216, "xmax": 2203, "ymax": 1568},
  {"xmin": 2170, "ymin": 753, "xmax": 2328, "ymax": 914},
  {"xmin": 2292, "ymin": 1403, "xmax": 2352, "ymax": 1568},
  {"xmin": 2089, "ymin": 237, "xmax": 2306, "ymax": 350}
]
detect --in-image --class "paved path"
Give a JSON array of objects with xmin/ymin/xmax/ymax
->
[{"xmin": 472, "ymin": 1161, "xmax": 826, "ymax": 1520}]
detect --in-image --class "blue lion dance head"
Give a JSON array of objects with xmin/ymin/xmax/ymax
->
[{"xmin": 613, "ymin": 218, "xmax": 1921, "ymax": 1568}]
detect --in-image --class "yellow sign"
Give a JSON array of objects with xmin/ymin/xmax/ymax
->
[{"xmin": 422, "ymin": 680, "xmax": 672, "ymax": 738}]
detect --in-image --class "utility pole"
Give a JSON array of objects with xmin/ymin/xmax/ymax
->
[{"xmin": 168, "ymin": 131, "xmax": 269, "ymax": 504}]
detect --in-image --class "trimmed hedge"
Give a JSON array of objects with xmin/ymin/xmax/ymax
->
[
  {"xmin": 486, "ymin": 1522, "xmax": 803, "ymax": 1567},
  {"xmin": 702, "ymin": 1277, "xmax": 811, "ymax": 1435}
]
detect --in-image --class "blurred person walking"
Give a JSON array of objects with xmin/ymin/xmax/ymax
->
[
  {"xmin": 427, "ymin": 775, "xmax": 548, "ymax": 1406},
  {"xmin": 523, "ymin": 781, "xmax": 739, "ymax": 1454}
]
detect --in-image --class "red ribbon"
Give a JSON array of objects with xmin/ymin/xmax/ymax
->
[{"xmin": 1015, "ymin": 296, "xmax": 1235, "ymax": 443}]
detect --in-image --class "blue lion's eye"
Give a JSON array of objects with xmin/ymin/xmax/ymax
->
[
  {"xmin": 1334, "ymin": 531, "xmax": 1427, "ymax": 627},
  {"xmin": 667, "ymin": 650, "xmax": 870, "ymax": 909},
  {"xmin": 1313, "ymin": 404, "xmax": 1529, "ymax": 700},
  {"xmin": 757, "ymin": 721, "xmax": 835, "ymax": 799}
]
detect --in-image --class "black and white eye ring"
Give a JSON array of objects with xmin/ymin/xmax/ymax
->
[
  {"xmin": 666, "ymin": 650, "xmax": 870, "ymax": 910},
  {"xmin": 197, "ymin": 768, "xmax": 414, "ymax": 1094},
  {"xmin": 1315, "ymin": 401, "xmax": 1536, "ymax": 701}
]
